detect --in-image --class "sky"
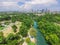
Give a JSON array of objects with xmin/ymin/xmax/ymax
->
[{"xmin": 0, "ymin": 0, "xmax": 60, "ymax": 12}]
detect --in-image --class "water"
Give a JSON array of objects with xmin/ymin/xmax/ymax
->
[{"xmin": 33, "ymin": 21, "xmax": 48, "ymax": 45}]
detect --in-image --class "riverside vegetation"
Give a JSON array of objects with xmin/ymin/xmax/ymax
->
[{"xmin": 0, "ymin": 12, "xmax": 60, "ymax": 45}]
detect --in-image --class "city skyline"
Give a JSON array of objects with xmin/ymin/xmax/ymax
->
[{"xmin": 0, "ymin": 0, "xmax": 60, "ymax": 12}]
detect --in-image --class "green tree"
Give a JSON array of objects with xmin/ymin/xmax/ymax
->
[
  {"xmin": 19, "ymin": 24, "xmax": 28, "ymax": 37},
  {"xmin": 0, "ymin": 32, "xmax": 6, "ymax": 44},
  {"xmin": 12, "ymin": 25, "xmax": 17, "ymax": 32}
]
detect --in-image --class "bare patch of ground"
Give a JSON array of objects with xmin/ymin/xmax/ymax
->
[
  {"xmin": 1, "ymin": 21, "xmax": 22, "ymax": 37},
  {"xmin": 54, "ymin": 23, "xmax": 60, "ymax": 26}
]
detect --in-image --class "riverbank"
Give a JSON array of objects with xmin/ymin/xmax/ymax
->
[{"xmin": 33, "ymin": 21, "xmax": 48, "ymax": 45}]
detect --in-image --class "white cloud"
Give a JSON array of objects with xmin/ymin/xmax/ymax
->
[
  {"xmin": 0, "ymin": 0, "xmax": 58, "ymax": 11},
  {"xmin": 20, "ymin": 0, "xmax": 58, "ymax": 10},
  {"xmin": 2, "ymin": 2, "xmax": 17, "ymax": 6},
  {"xmin": 0, "ymin": 2, "xmax": 20, "ymax": 11},
  {"xmin": 25, "ymin": 0, "xmax": 58, "ymax": 5}
]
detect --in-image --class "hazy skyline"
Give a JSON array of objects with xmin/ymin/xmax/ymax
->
[{"xmin": 0, "ymin": 0, "xmax": 60, "ymax": 11}]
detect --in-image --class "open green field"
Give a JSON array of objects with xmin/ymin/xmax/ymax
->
[{"xmin": 0, "ymin": 26, "xmax": 4, "ymax": 30}]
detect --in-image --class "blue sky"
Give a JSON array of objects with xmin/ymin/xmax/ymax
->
[{"xmin": 0, "ymin": 0, "xmax": 60, "ymax": 11}]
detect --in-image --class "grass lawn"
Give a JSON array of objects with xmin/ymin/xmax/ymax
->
[
  {"xmin": 28, "ymin": 42, "xmax": 36, "ymax": 45},
  {"xmin": 54, "ymin": 23, "xmax": 60, "ymax": 26},
  {"xmin": 0, "ymin": 26, "xmax": 4, "ymax": 30}
]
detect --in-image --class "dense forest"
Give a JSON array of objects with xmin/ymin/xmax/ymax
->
[
  {"xmin": 35, "ymin": 13, "xmax": 60, "ymax": 45},
  {"xmin": 0, "ymin": 12, "xmax": 60, "ymax": 45}
]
